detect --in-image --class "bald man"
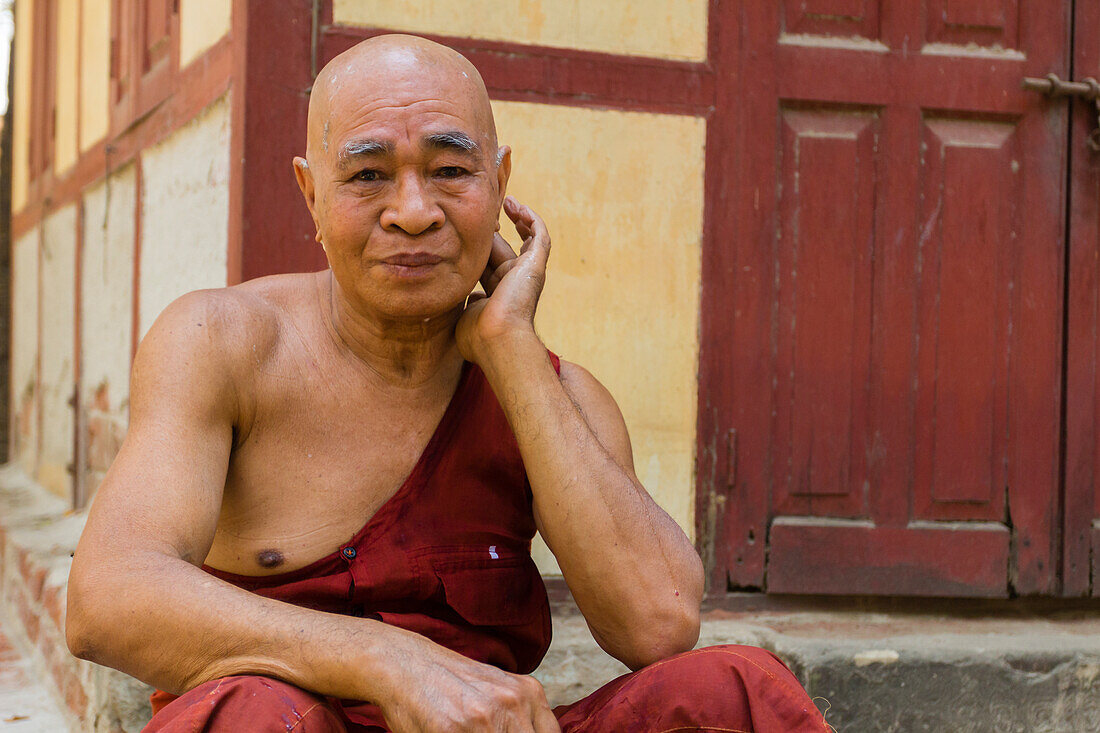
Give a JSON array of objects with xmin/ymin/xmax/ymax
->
[{"xmin": 66, "ymin": 36, "xmax": 827, "ymax": 732}]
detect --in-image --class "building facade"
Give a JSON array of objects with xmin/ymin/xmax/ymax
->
[{"xmin": 9, "ymin": 0, "xmax": 1100, "ymax": 599}]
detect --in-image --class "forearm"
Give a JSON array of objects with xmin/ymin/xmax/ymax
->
[
  {"xmin": 478, "ymin": 333, "xmax": 703, "ymax": 665},
  {"xmin": 67, "ymin": 550, "xmax": 408, "ymax": 700}
]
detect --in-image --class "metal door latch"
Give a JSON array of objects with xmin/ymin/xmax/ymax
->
[{"xmin": 1023, "ymin": 73, "xmax": 1100, "ymax": 152}]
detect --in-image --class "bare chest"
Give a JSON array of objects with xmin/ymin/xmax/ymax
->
[{"xmin": 204, "ymin": 367, "xmax": 456, "ymax": 575}]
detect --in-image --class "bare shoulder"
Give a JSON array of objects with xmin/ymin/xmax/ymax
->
[
  {"xmin": 135, "ymin": 273, "xmax": 317, "ymax": 377},
  {"xmin": 558, "ymin": 359, "xmax": 636, "ymax": 475},
  {"xmin": 131, "ymin": 273, "xmax": 319, "ymax": 422}
]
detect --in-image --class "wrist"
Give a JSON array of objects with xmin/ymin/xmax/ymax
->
[{"xmin": 473, "ymin": 321, "xmax": 543, "ymax": 366}]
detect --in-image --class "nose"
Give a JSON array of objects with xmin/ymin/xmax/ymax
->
[{"xmin": 380, "ymin": 170, "xmax": 444, "ymax": 235}]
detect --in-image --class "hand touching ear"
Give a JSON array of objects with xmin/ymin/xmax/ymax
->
[{"xmin": 457, "ymin": 196, "xmax": 551, "ymax": 365}]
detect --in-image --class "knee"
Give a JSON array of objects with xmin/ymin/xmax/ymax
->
[
  {"xmin": 646, "ymin": 644, "xmax": 792, "ymax": 680},
  {"xmin": 640, "ymin": 645, "xmax": 807, "ymax": 707},
  {"xmin": 145, "ymin": 675, "xmax": 346, "ymax": 732}
]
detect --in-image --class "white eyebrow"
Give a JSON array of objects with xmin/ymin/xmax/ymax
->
[
  {"xmin": 424, "ymin": 131, "xmax": 480, "ymax": 153},
  {"xmin": 339, "ymin": 139, "xmax": 394, "ymax": 161}
]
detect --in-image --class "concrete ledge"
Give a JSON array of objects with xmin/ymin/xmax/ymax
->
[
  {"xmin": 0, "ymin": 466, "xmax": 152, "ymax": 733},
  {"xmin": 539, "ymin": 607, "xmax": 1100, "ymax": 732}
]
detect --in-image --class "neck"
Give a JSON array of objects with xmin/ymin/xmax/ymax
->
[{"xmin": 319, "ymin": 271, "xmax": 465, "ymax": 387}]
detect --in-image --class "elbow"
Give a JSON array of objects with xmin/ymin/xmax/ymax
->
[
  {"xmin": 609, "ymin": 597, "xmax": 701, "ymax": 671},
  {"xmin": 627, "ymin": 562, "xmax": 705, "ymax": 669},
  {"xmin": 64, "ymin": 569, "xmax": 114, "ymax": 663},
  {"xmin": 636, "ymin": 605, "xmax": 701, "ymax": 669},
  {"xmin": 65, "ymin": 599, "xmax": 97, "ymax": 662},
  {"xmin": 65, "ymin": 580, "xmax": 97, "ymax": 661},
  {"xmin": 66, "ymin": 617, "xmax": 96, "ymax": 662}
]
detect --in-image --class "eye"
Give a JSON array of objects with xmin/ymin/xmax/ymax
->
[
  {"xmin": 355, "ymin": 169, "xmax": 381, "ymax": 182},
  {"xmin": 436, "ymin": 166, "xmax": 468, "ymax": 179}
]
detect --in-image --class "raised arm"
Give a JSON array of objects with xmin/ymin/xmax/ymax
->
[
  {"xmin": 66, "ymin": 290, "xmax": 559, "ymax": 732},
  {"xmin": 458, "ymin": 198, "xmax": 705, "ymax": 670}
]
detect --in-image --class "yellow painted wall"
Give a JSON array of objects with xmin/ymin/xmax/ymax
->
[
  {"xmin": 180, "ymin": 0, "xmax": 232, "ymax": 67},
  {"xmin": 80, "ymin": 0, "xmax": 111, "ymax": 150},
  {"xmin": 54, "ymin": 0, "xmax": 80, "ymax": 173},
  {"xmin": 12, "ymin": 0, "xmax": 32, "ymax": 211},
  {"xmin": 333, "ymin": 0, "xmax": 708, "ymax": 62},
  {"xmin": 492, "ymin": 102, "xmax": 706, "ymax": 574}
]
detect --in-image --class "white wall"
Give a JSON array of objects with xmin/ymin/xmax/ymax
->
[
  {"xmin": 81, "ymin": 165, "xmax": 137, "ymax": 494},
  {"xmin": 139, "ymin": 94, "xmax": 230, "ymax": 338},
  {"xmin": 11, "ymin": 227, "xmax": 40, "ymax": 478},
  {"xmin": 39, "ymin": 205, "xmax": 78, "ymax": 499}
]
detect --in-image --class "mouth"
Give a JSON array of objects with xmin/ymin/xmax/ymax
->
[
  {"xmin": 382, "ymin": 252, "xmax": 443, "ymax": 266},
  {"xmin": 378, "ymin": 252, "xmax": 444, "ymax": 277}
]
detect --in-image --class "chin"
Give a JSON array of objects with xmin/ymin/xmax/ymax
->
[{"xmin": 359, "ymin": 283, "xmax": 470, "ymax": 322}]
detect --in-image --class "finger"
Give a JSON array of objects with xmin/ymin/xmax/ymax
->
[
  {"xmin": 489, "ymin": 232, "xmax": 518, "ymax": 270},
  {"xmin": 482, "ymin": 234, "xmax": 518, "ymax": 295},
  {"xmin": 504, "ymin": 196, "xmax": 535, "ymax": 240},
  {"xmin": 478, "ymin": 260, "xmax": 495, "ymax": 294},
  {"xmin": 482, "ymin": 257, "xmax": 522, "ymax": 293},
  {"xmin": 466, "ymin": 291, "xmax": 487, "ymax": 307},
  {"xmin": 518, "ymin": 207, "xmax": 551, "ymax": 269}
]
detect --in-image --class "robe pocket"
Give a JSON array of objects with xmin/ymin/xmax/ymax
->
[{"xmin": 436, "ymin": 560, "xmax": 544, "ymax": 627}]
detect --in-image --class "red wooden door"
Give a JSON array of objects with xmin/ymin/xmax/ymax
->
[
  {"xmin": 1065, "ymin": 2, "xmax": 1100, "ymax": 598},
  {"xmin": 703, "ymin": 1, "xmax": 1070, "ymax": 597}
]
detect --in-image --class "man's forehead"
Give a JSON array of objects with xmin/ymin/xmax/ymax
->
[
  {"xmin": 307, "ymin": 35, "xmax": 497, "ymax": 163},
  {"xmin": 328, "ymin": 102, "xmax": 486, "ymax": 155},
  {"xmin": 326, "ymin": 85, "xmax": 490, "ymax": 148}
]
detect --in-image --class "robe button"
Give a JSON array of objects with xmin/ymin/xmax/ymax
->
[{"xmin": 342, "ymin": 546, "xmax": 357, "ymax": 559}]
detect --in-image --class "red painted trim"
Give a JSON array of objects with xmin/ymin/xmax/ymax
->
[
  {"xmin": 321, "ymin": 26, "xmax": 714, "ymax": 116},
  {"xmin": 226, "ymin": 0, "xmax": 247, "ymax": 285},
  {"xmin": 234, "ymin": 0, "xmax": 322, "ymax": 282},
  {"xmin": 1064, "ymin": 0, "xmax": 1100, "ymax": 597},
  {"xmin": 132, "ymin": 0, "xmax": 180, "ymax": 124},
  {"xmin": 130, "ymin": 156, "xmax": 142, "ymax": 359},
  {"xmin": 12, "ymin": 35, "xmax": 232, "ymax": 241},
  {"xmin": 695, "ymin": 0, "xmax": 739, "ymax": 596}
]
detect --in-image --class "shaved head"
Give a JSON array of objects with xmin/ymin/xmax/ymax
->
[
  {"xmin": 305, "ymin": 35, "xmax": 499, "ymax": 172},
  {"xmin": 291, "ymin": 33, "xmax": 512, "ymax": 326}
]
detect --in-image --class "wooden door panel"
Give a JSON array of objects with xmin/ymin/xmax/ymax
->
[
  {"xmin": 929, "ymin": 0, "xmax": 1018, "ymax": 49},
  {"xmin": 772, "ymin": 107, "xmax": 877, "ymax": 520},
  {"xmin": 768, "ymin": 518, "xmax": 1009, "ymax": 596},
  {"xmin": 783, "ymin": 0, "xmax": 880, "ymax": 40},
  {"xmin": 715, "ymin": 1, "xmax": 1068, "ymax": 596},
  {"xmin": 912, "ymin": 117, "xmax": 1016, "ymax": 523}
]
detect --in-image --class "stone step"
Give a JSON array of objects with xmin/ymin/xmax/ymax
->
[
  {"xmin": 536, "ymin": 600, "xmax": 1100, "ymax": 733},
  {"xmin": 0, "ymin": 611, "xmax": 73, "ymax": 731}
]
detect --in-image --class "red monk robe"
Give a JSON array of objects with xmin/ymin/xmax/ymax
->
[{"xmin": 143, "ymin": 357, "xmax": 828, "ymax": 732}]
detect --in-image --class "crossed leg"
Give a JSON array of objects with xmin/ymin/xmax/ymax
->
[
  {"xmin": 144, "ymin": 644, "xmax": 827, "ymax": 732},
  {"xmin": 553, "ymin": 644, "xmax": 828, "ymax": 733}
]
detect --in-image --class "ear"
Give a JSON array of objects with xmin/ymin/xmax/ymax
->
[
  {"xmin": 293, "ymin": 157, "xmax": 321, "ymax": 240},
  {"xmin": 495, "ymin": 145, "xmax": 512, "ymax": 209}
]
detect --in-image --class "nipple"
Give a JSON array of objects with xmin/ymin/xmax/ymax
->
[{"xmin": 256, "ymin": 549, "xmax": 285, "ymax": 568}]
